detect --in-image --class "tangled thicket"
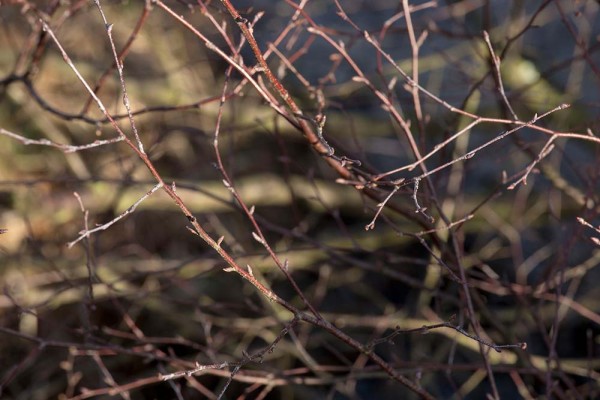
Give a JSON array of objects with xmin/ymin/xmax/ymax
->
[{"xmin": 1, "ymin": 1, "xmax": 599, "ymax": 399}]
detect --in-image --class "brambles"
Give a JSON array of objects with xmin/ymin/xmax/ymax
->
[{"xmin": 1, "ymin": 1, "xmax": 599, "ymax": 399}]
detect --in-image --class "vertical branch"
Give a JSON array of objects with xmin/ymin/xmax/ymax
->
[
  {"xmin": 401, "ymin": 0, "xmax": 427, "ymax": 136},
  {"xmin": 93, "ymin": 0, "xmax": 145, "ymax": 153},
  {"xmin": 483, "ymin": 31, "xmax": 518, "ymax": 120}
]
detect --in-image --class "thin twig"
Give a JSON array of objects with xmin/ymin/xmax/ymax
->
[
  {"xmin": 483, "ymin": 30, "xmax": 518, "ymax": 120},
  {"xmin": 370, "ymin": 318, "xmax": 527, "ymax": 353},
  {"xmin": 67, "ymin": 183, "xmax": 163, "ymax": 248},
  {"xmin": 0, "ymin": 128, "xmax": 124, "ymax": 153},
  {"xmin": 93, "ymin": 0, "xmax": 145, "ymax": 153}
]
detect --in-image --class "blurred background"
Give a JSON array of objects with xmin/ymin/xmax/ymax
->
[{"xmin": 1, "ymin": 1, "xmax": 599, "ymax": 399}]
